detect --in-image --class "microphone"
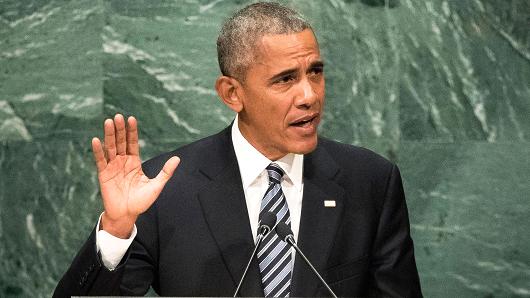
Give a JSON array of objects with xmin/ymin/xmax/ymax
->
[
  {"xmin": 233, "ymin": 212, "xmax": 276, "ymax": 297},
  {"xmin": 276, "ymin": 223, "xmax": 338, "ymax": 298}
]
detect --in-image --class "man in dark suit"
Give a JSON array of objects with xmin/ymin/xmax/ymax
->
[{"xmin": 54, "ymin": 2, "xmax": 421, "ymax": 297}]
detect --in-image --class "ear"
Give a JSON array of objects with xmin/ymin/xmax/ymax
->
[{"xmin": 215, "ymin": 75, "xmax": 244, "ymax": 113}]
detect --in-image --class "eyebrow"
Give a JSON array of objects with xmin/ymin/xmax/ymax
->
[
  {"xmin": 309, "ymin": 60, "xmax": 324, "ymax": 70},
  {"xmin": 268, "ymin": 60, "xmax": 324, "ymax": 83}
]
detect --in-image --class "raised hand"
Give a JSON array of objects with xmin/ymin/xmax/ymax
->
[{"xmin": 92, "ymin": 114, "xmax": 180, "ymax": 238}]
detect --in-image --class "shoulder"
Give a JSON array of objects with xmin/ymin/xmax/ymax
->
[
  {"xmin": 141, "ymin": 127, "xmax": 231, "ymax": 178},
  {"xmin": 314, "ymin": 137, "xmax": 399, "ymax": 194},
  {"xmin": 317, "ymin": 137, "xmax": 396, "ymax": 174}
]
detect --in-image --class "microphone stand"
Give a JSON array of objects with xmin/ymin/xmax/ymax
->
[
  {"xmin": 233, "ymin": 212, "xmax": 275, "ymax": 297},
  {"xmin": 233, "ymin": 233, "xmax": 266, "ymax": 297},
  {"xmin": 284, "ymin": 235, "xmax": 338, "ymax": 298}
]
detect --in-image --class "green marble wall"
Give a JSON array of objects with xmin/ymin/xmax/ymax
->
[{"xmin": 1, "ymin": 0, "xmax": 528, "ymax": 296}]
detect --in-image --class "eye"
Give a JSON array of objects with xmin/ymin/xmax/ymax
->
[
  {"xmin": 309, "ymin": 66, "xmax": 324, "ymax": 76},
  {"xmin": 275, "ymin": 74, "xmax": 296, "ymax": 84}
]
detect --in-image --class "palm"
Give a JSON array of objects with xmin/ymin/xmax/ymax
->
[
  {"xmin": 99, "ymin": 155, "xmax": 153, "ymax": 219},
  {"xmin": 92, "ymin": 115, "xmax": 180, "ymax": 237}
]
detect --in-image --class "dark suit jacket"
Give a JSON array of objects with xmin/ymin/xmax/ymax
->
[{"xmin": 54, "ymin": 126, "xmax": 422, "ymax": 297}]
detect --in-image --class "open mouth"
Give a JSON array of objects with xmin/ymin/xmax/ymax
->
[{"xmin": 290, "ymin": 114, "xmax": 318, "ymax": 128}]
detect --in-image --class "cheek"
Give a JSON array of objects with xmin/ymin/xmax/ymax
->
[{"xmin": 316, "ymin": 81, "xmax": 325, "ymax": 98}]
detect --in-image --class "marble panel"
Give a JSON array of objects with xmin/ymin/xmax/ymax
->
[
  {"xmin": 0, "ymin": 0, "xmax": 104, "ymax": 141},
  {"xmin": 0, "ymin": 140, "xmax": 101, "ymax": 297},
  {"xmin": 399, "ymin": 141, "xmax": 530, "ymax": 297},
  {"xmin": 395, "ymin": 0, "xmax": 529, "ymax": 142}
]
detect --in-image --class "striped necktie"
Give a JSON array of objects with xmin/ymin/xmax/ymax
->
[{"xmin": 257, "ymin": 163, "xmax": 293, "ymax": 297}]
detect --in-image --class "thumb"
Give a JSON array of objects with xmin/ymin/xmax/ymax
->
[{"xmin": 154, "ymin": 156, "xmax": 180, "ymax": 184}]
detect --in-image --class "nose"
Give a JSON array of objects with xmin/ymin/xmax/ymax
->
[{"xmin": 294, "ymin": 77, "xmax": 318, "ymax": 109}]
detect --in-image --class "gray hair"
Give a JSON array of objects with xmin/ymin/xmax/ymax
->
[{"xmin": 216, "ymin": 2, "xmax": 312, "ymax": 80}]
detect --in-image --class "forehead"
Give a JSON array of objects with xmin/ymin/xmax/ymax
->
[{"xmin": 252, "ymin": 29, "xmax": 321, "ymax": 69}]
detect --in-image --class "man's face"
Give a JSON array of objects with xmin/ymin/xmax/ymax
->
[{"xmin": 237, "ymin": 29, "xmax": 325, "ymax": 160}]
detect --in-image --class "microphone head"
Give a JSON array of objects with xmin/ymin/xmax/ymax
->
[
  {"xmin": 259, "ymin": 212, "xmax": 277, "ymax": 235},
  {"xmin": 275, "ymin": 222, "xmax": 294, "ymax": 242}
]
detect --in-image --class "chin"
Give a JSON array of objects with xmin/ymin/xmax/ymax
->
[{"xmin": 289, "ymin": 137, "xmax": 318, "ymax": 155}]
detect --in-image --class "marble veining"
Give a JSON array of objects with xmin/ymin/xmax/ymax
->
[{"xmin": 1, "ymin": 0, "xmax": 528, "ymax": 297}]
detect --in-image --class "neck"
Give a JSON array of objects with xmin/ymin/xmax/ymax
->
[{"xmin": 237, "ymin": 117, "xmax": 286, "ymax": 161}]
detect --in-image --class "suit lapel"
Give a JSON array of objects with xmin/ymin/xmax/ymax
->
[
  {"xmin": 291, "ymin": 143, "xmax": 345, "ymax": 297},
  {"xmin": 196, "ymin": 127, "xmax": 264, "ymax": 296}
]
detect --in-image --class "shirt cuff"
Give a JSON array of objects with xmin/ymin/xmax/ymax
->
[{"xmin": 95, "ymin": 212, "xmax": 137, "ymax": 271}]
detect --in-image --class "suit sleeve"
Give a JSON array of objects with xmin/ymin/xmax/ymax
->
[
  {"xmin": 370, "ymin": 164, "xmax": 423, "ymax": 297},
  {"xmin": 52, "ymin": 228, "xmax": 128, "ymax": 297},
  {"xmin": 53, "ymin": 207, "xmax": 159, "ymax": 297}
]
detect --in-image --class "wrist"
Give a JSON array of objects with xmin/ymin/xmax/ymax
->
[{"xmin": 100, "ymin": 212, "xmax": 136, "ymax": 239}]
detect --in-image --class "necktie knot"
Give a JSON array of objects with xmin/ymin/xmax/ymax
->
[{"xmin": 266, "ymin": 163, "xmax": 284, "ymax": 184}]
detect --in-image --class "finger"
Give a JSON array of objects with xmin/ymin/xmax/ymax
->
[
  {"xmin": 101, "ymin": 141, "xmax": 108, "ymax": 160},
  {"xmin": 104, "ymin": 118, "xmax": 117, "ymax": 160},
  {"xmin": 154, "ymin": 156, "xmax": 180, "ymax": 185},
  {"xmin": 91, "ymin": 137, "xmax": 107, "ymax": 172},
  {"xmin": 114, "ymin": 114, "xmax": 127, "ymax": 156},
  {"xmin": 126, "ymin": 116, "xmax": 140, "ymax": 156}
]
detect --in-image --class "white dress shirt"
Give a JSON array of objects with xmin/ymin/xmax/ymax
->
[
  {"xmin": 97, "ymin": 115, "xmax": 304, "ymax": 270},
  {"xmin": 231, "ymin": 115, "xmax": 304, "ymax": 242}
]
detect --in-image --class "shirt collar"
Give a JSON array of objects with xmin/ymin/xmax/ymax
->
[{"xmin": 231, "ymin": 115, "xmax": 303, "ymax": 191}]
